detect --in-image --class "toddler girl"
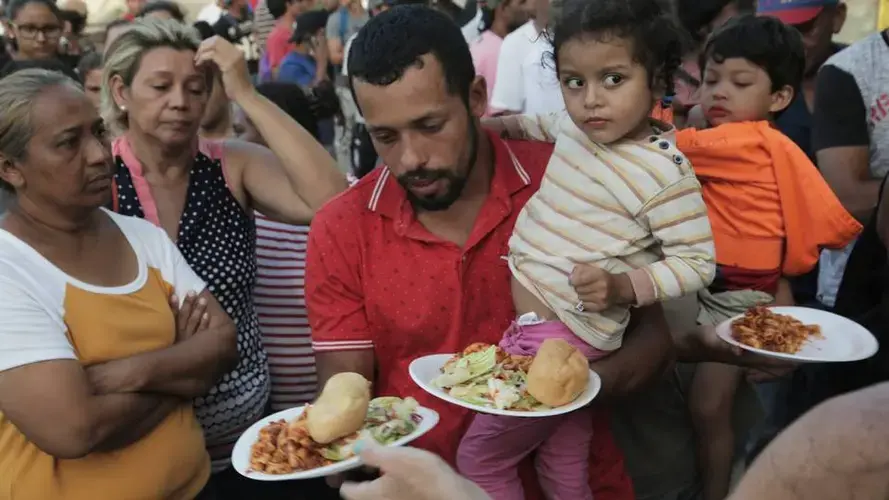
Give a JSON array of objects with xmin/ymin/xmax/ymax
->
[{"xmin": 455, "ymin": 0, "xmax": 716, "ymax": 498}]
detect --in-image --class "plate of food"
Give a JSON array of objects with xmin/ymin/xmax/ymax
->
[
  {"xmin": 715, "ymin": 306, "xmax": 879, "ymax": 363},
  {"xmin": 232, "ymin": 372, "xmax": 439, "ymax": 480},
  {"xmin": 409, "ymin": 339, "xmax": 602, "ymax": 417}
]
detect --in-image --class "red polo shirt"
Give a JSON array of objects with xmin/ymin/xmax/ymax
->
[{"xmin": 306, "ymin": 132, "xmax": 633, "ymax": 499}]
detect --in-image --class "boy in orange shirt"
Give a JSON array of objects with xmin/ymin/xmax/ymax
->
[{"xmin": 676, "ymin": 14, "xmax": 861, "ymax": 500}]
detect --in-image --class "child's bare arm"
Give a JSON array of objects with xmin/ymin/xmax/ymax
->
[{"xmin": 481, "ymin": 113, "xmax": 562, "ymax": 143}]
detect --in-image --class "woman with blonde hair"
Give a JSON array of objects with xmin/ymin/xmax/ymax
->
[
  {"xmin": 0, "ymin": 68, "xmax": 237, "ymax": 499},
  {"xmin": 102, "ymin": 18, "xmax": 346, "ymax": 497}
]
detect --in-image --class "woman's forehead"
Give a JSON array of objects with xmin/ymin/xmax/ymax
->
[
  {"xmin": 14, "ymin": 2, "xmax": 57, "ymax": 22},
  {"xmin": 31, "ymin": 86, "xmax": 97, "ymax": 133},
  {"xmin": 136, "ymin": 47, "xmax": 201, "ymax": 78}
]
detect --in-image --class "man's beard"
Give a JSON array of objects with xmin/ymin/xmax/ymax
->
[{"xmin": 398, "ymin": 118, "xmax": 479, "ymax": 212}]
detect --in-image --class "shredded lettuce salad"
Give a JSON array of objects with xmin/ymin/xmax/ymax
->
[
  {"xmin": 432, "ymin": 345, "xmax": 544, "ymax": 411},
  {"xmin": 319, "ymin": 397, "xmax": 421, "ymax": 461}
]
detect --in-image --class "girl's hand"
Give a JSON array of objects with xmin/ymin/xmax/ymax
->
[
  {"xmin": 194, "ymin": 36, "xmax": 253, "ymax": 102},
  {"xmin": 570, "ymin": 264, "xmax": 635, "ymax": 311}
]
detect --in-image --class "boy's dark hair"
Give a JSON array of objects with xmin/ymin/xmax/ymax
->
[
  {"xmin": 267, "ymin": 0, "xmax": 291, "ymax": 19},
  {"xmin": 138, "ymin": 1, "xmax": 186, "ymax": 22},
  {"xmin": 256, "ymin": 82, "xmax": 320, "ymax": 139},
  {"xmin": 549, "ymin": 0, "xmax": 685, "ymax": 97},
  {"xmin": 193, "ymin": 20, "xmax": 215, "ymax": 41},
  {"xmin": 675, "ymin": 0, "xmax": 755, "ymax": 45},
  {"xmin": 347, "ymin": 5, "xmax": 475, "ymax": 107},
  {"xmin": 75, "ymin": 51, "xmax": 102, "ymax": 82},
  {"xmin": 290, "ymin": 10, "xmax": 329, "ymax": 44},
  {"xmin": 7, "ymin": 0, "xmax": 61, "ymax": 21},
  {"xmin": 700, "ymin": 14, "xmax": 804, "ymax": 95},
  {"xmin": 59, "ymin": 9, "xmax": 87, "ymax": 35}
]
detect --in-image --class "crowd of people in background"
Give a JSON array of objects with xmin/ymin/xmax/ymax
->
[{"xmin": 1, "ymin": 0, "xmax": 889, "ymax": 499}]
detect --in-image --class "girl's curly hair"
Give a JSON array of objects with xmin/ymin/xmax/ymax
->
[{"xmin": 547, "ymin": 0, "xmax": 686, "ymax": 98}]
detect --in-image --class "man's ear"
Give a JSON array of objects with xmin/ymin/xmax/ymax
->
[
  {"xmin": 468, "ymin": 75, "xmax": 488, "ymax": 119},
  {"xmin": 0, "ymin": 155, "xmax": 24, "ymax": 191},
  {"xmin": 769, "ymin": 84, "xmax": 794, "ymax": 114},
  {"xmin": 832, "ymin": 3, "xmax": 847, "ymax": 34}
]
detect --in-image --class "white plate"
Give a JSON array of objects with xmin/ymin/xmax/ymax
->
[
  {"xmin": 409, "ymin": 353, "xmax": 601, "ymax": 417},
  {"xmin": 715, "ymin": 306, "xmax": 879, "ymax": 363},
  {"xmin": 231, "ymin": 404, "xmax": 440, "ymax": 481}
]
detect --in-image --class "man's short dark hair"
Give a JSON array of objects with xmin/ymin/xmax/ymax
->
[
  {"xmin": 256, "ymin": 82, "xmax": 319, "ymax": 139},
  {"xmin": 676, "ymin": 0, "xmax": 755, "ymax": 45},
  {"xmin": 290, "ymin": 10, "xmax": 329, "ymax": 43},
  {"xmin": 701, "ymin": 14, "xmax": 805, "ymax": 95},
  {"xmin": 267, "ymin": 0, "xmax": 291, "ymax": 19},
  {"xmin": 347, "ymin": 5, "xmax": 475, "ymax": 106}
]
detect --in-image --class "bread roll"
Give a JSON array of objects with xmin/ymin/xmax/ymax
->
[
  {"xmin": 306, "ymin": 372, "xmax": 371, "ymax": 444},
  {"xmin": 526, "ymin": 339, "xmax": 589, "ymax": 407}
]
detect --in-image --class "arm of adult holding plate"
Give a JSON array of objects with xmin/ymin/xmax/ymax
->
[
  {"xmin": 306, "ymin": 206, "xmax": 377, "ymax": 389},
  {"xmin": 588, "ymin": 303, "xmax": 674, "ymax": 402}
]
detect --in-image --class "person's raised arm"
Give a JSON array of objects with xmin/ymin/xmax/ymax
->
[
  {"xmin": 729, "ymin": 382, "xmax": 889, "ymax": 500},
  {"xmin": 813, "ymin": 64, "xmax": 876, "ymax": 222},
  {"xmin": 195, "ymin": 36, "xmax": 347, "ymax": 225},
  {"xmin": 0, "ymin": 280, "xmax": 178, "ymax": 459},
  {"xmin": 306, "ymin": 209, "xmax": 375, "ymax": 389},
  {"xmin": 586, "ymin": 302, "xmax": 674, "ymax": 400}
]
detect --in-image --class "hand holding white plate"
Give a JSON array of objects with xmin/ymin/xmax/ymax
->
[
  {"xmin": 409, "ymin": 353, "xmax": 601, "ymax": 417},
  {"xmin": 232, "ymin": 403, "xmax": 439, "ymax": 481},
  {"xmin": 715, "ymin": 306, "xmax": 878, "ymax": 363}
]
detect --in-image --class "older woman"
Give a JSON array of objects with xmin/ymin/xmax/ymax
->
[
  {"xmin": 0, "ymin": 69, "xmax": 237, "ymax": 498},
  {"xmin": 101, "ymin": 18, "xmax": 347, "ymax": 489}
]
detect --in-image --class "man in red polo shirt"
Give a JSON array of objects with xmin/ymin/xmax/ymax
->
[{"xmin": 306, "ymin": 6, "xmax": 673, "ymax": 498}]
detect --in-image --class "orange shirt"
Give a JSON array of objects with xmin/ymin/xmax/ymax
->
[
  {"xmin": 676, "ymin": 121, "xmax": 862, "ymax": 276},
  {"xmin": 0, "ymin": 210, "xmax": 210, "ymax": 500}
]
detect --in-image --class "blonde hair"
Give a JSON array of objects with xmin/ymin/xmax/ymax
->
[
  {"xmin": 0, "ymin": 69, "xmax": 81, "ymax": 191},
  {"xmin": 101, "ymin": 18, "xmax": 202, "ymax": 135}
]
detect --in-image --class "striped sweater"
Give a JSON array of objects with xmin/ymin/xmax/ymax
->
[
  {"xmin": 501, "ymin": 112, "xmax": 716, "ymax": 351},
  {"xmin": 254, "ymin": 213, "xmax": 318, "ymax": 411}
]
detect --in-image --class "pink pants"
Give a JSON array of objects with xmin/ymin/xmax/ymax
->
[{"xmin": 456, "ymin": 320, "xmax": 610, "ymax": 500}]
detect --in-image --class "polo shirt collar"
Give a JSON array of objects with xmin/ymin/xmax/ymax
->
[{"xmin": 367, "ymin": 129, "xmax": 533, "ymax": 221}]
